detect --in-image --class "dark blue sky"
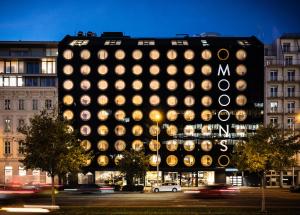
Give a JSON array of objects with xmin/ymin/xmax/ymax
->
[{"xmin": 0, "ymin": 0, "xmax": 299, "ymax": 44}]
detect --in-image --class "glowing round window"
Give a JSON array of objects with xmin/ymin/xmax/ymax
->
[
  {"xmin": 63, "ymin": 80, "xmax": 73, "ymax": 90},
  {"xmin": 80, "ymin": 110, "xmax": 91, "ymax": 121},
  {"xmin": 98, "ymin": 65, "xmax": 108, "ymax": 75},
  {"xmin": 184, "ymin": 155, "xmax": 195, "ymax": 167},
  {"xmin": 166, "ymin": 110, "xmax": 178, "ymax": 121},
  {"xmin": 80, "ymin": 65, "xmax": 91, "ymax": 75},
  {"xmin": 167, "ymin": 49, "xmax": 177, "ymax": 60},
  {"xmin": 166, "ymin": 140, "xmax": 178, "ymax": 151},
  {"xmin": 149, "ymin": 125, "xmax": 160, "ymax": 136},
  {"xmin": 201, "ymin": 96, "xmax": 212, "ymax": 107},
  {"xmin": 63, "ymin": 49, "xmax": 73, "ymax": 60},
  {"xmin": 98, "ymin": 80, "xmax": 108, "ymax": 90},
  {"xmin": 184, "ymin": 125, "xmax": 195, "ymax": 136},
  {"xmin": 149, "ymin": 140, "xmax": 161, "ymax": 151},
  {"xmin": 115, "ymin": 154, "xmax": 124, "ymax": 165},
  {"xmin": 132, "ymin": 95, "xmax": 143, "ymax": 106},
  {"xmin": 132, "ymin": 79, "xmax": 143, "ymax": 91},
  {"xmin": 149, "ymin": 95, "xmax": 160, "ymax": 106},
  {"xmin": 201, "ymin": 155, "xmax": 213, "ymax": 167},
  {"xmin": 236, "ymin": 95, "xmax": 247, "ymax": 106},
  {"xmin": 132, "ymin": 140, "xmax": 144, "ymax": 151},
  {"xmin": 115, "ymin": 79, "xmax": 126, "ymax": 91},
  {"xmin": 115, "ymin": 125, "xmax": 126, "ymax": 136},
  {"xmin": 115, "ymin": 49, "xmax": 125, "ymax": 60},
  {"xmin": 63, "ymin": 110, "xmax": 73, "ymax": 120},
  {"xmin": 184, "ymin": 96, "xmax": 195, "ymax": 107},
  {"xmin": 98, "ymin": 125, "xmax": 109, "ymax": 136},
  {"xmin": 97, "ymin": 140, "xmax": 109, "ymax": 151},
  {"xmin": 201, "ymin": 80, "xmax": 212, "ymax": 91},
  {"xmin": 167, "ymin": 96, "xmax": 178, "ymax": 107},
  {"xmin": 201, "ymin": 49, "xmax": 212, "ymax": 60},
  {"xmin": 167, "ymin": 125, "xmax": 178, "ymax": 136},
  {"xmin": 202, "ymin": 125, "xmax": 212, "ymax": 136},
  {"xmin": 184, "ymin": 109, "xmax": 195, "ymax": 121},
  {"xmin": 132, "ymin": 110, "xmax": 143, "ymax": 121},
  {"xmin": 201, "ymin": 110, "xmax": 213, "ymax": 121},
  {"xmin": 184, "ymin": 79, "xmax": 195, "ymax": 91},
  {"xmin": 149, "ymin": 155, "xmax": 161, "ymax": 167},
  {"xmin": 201, "ymin": 64, "xmax": 212, "ymax": 76},
  {"xmin": 80, "ymin": 95, "xmax": 91, "ymax": 106},
  {"xmin": 132, "ymin": 125, "xmax": 143, "ymax": 136},
  {"xmin": 63, "ymin": 95, "xmax": 73, "ymax": 106},
  {"xmin": 236, "ymin": 64, "xmax": 247, "ymax": 76},
  {"xmin": 115, "ymin": 110, "xmax": 126, "ymax": 121},
  {"xmin": 115, "ymin": 65, "xmax": 125, "ymax": 75},
  {"xmin": 132, "ymin": 65, "xmax": 143, "ymax": 75},
  {"xmin": 184, "ymin": 64, "xmax": 195, "ymax": 76},
  {"xmin": 80, "ymin": 49, "xmax": 91, "ymax": 60},
  {"xmin": 63, "ymin": 65, "xmax": 73, "ymax": 75},
  {"xmin": 98, "ymin": 110, "xmax": 109, "ymax": 121},
  {"xmin": 80, "ymin": 80, "xmax": 91, "ymax": 91},
  {"xmin": 236, "ymin": 49, "xmax": 247, "ymax": 60},
  {"xmin": 166, "ymin": 80, "xmax": 177, "ymax": 91},
  {"xmin": 184, "ymin": 49, "xmax": 194, "ymax": 60},
  {"xmin": 149, "ymin": 65, "xmax": 160, "ymax": 75},
  {"xmin": 97, "ymin": 155, "xmax": 109, "ymax": 166},
  {"xmin": 98, "ymin": 95, "xmax": 108, "ymax": 106},
  {"xmin": 166, "ymin": 155, "xmax": 178, "ymax": 167},
  {"xmin": 167, "ymin": 65, "xmax": 177, "ymax": 75},
  {"xmin": 149, "ymin": 80, "xmax": 160, "ymax": 91},
  {"xmin": 236, "ymin": 110, "xmax": 247, "ymax": 121},
  {"xmin": 98, "ymin": 49, "xmax": 108, "ymax": 60},
  {"xmin": 115, "ymin": 140, "xmax": 126, "ymax": 151},
  {"xmin": 80, "ymin": 140, "xmax": 91, "ymax": 151},
  {"xmin": 149, "ymin": 49, "xmax": 160, "ymax": 60},
  {"xmin": 201, "ymin": 140, "xmax": 213, "ymax": 151},
  {"xmin": 184, "ymin": 140, "xmax": 195, "ymax": 151},
  {"xmin": 80, "ymin": 125, "xmax": 91, "ymax": 136},
  {"xmin": 236, "ymin": 80, "xmax": 247, "ymax": 91},
  {"xmin": 149, "ymin": 109, "xmax": 162, "ymax": 122},
  {"xmin": 132, "ymin": 49, "xmax": 143, "ymax": 60},
  {"xmin": 115, "ymin": 95, "xmax": 126, "ymax": 106}
]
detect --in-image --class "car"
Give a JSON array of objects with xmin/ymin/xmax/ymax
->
[
  {"xmin": 289, "ymin": 185, "xmax": 300, "ymax": 193},
  {"xmin": 189, "ymin": 184, "xmax": 239, "ymax": 198},
  {"xmin": 77, "ymin": 184, "xmax": 102, "ymax": 194},
  {"xmin": 152, "ymin": 182, "xmax": 181, "ymax": 192}
]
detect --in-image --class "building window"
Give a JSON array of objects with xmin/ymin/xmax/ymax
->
[
  {"xmin": 4, "ymin": 119, "xmax": 11, "ymax": 132},
  {"xmin": 19, "ymin": 99, "xmax": 24, "ymax": 110},
  {"xmin": 270, "ymin": 70, "xmax": 278, "ymax": 81},
  {"xmin": 287, "ymin": 102, "xmax": 295, "ymax": 113},
  {"xmin": 287, "ymin": 117, "xmax": 294, "ymax": 129},
  {"xmin": 285, "ymin": 56, "xmax": 293, "ymax": 66},
  {"xmin": 171, "ymin": 40, "xmax": 188, "ymax": 46},
  {"xmin": 115, "ymin": 50, "xmax": 126, "ymax": 60},
  {"xmin": 32, "ymin": 99, "xmax": 38, "ymax": 110},
  {"xmin": 18, "ymin": 166, "xmax": 26, "ymax": 176},
  {"xmin": 25, "ymin": 77, "xmax": 38, "ymax": 86},
  {"xmin": 4, "ymin": 141, "xmax": 11, "ymax": 154},
  {"xmin": 287, "ymin": 86, "xmax": 295, "ymax": 97},
  {"xmin": 4, "ymin": 99, "xmax": 11, "ymax": 110},
  {"xmin": 18, "ymin": 119, "xmax": 25, "ymax": 131},
  {"xmin": 69, "ymin": 40, "xmax": 89, "ymax": 46},
  {"xmin": 45, "ymin": 99, "xmax": 52, "ymax": 109},
  {"xmin": 287, "ymin": 70, "xmax": 295, "ymax": 81},
  {"xmin": 26, "ymin": 62, "xmax": 39, "ymax": 74},
  {"xmin": 104, "ymin": 40, "xmax": 121, "ymax": 45},
  {"xmin": 270, "ymin": 86, "xmax": 278, "ymax": 97},
  {"xmin": 138, "ymin": 40, "xmax": 155, "ymax": 46},
  {"xmin": 282, "ymin": 43, "xmax": 290, "ymax": 52},
  {"xmin": 42, "ymin": 60, "xmax": 56, "ymax": 74},
  {"xmin": 19, "ymin": 141, "xmax": 25, "ymax": 154},
  {"xmin": 270, "ymin": 117, "xmax": 278, "ymax": 125},
  {"xmin": 46, "ymin": 48, "xmax": 58, "ymax": 56},
  {"xmin": 270, "ymin": 102, "xmax": 278, "ymax": 113}
]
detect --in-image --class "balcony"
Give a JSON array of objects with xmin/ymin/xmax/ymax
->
[{"xmin": 265, "ymin": 59, "xmax": 300, "ymax": 67}]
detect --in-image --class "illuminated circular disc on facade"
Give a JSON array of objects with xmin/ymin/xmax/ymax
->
[
  {"xmin": 184, "ymin": 96, "xmax": 195, "ymax": 107},
  {"xmin": 132, "ymin": 79, "xmax": 143, "ymax": 91},
  {"xmin": 132, "ymin": 140, "xmax": 144, "ymax": 151},
  {"xmin": 115, "ymin": 79, "xmax": 126, "ymax": 91},
  {"xmin": 63, "ymin": 49, "xmax": 73, "ymax": 60},
  {"xmin": 149, "ymin": 125, "xmax": 160, "ymax": 136},
  {"xmin": 80, "ymin": 140, "xmax": 91, "ymax": 151},
  {"xmin": 149, "ymin": 65, "xmax": 160, "ymax": 75},
  {"xmin": 63, "ymin": 65, "xmax": 73, "ymax": 75},
  {"xmin": 149, "ymin": 95, "xmax": 160, "ymax": 106},
  {"xmin": 149, "ymin": 49, "xmax": 160, "ymax": 60},
  {"xmin": 80, "ymin": 49, "xmax": 91, "ymax": 60},
  {"xmin": 201, "ymin": 140, "xmax": 213, "ymax": 151},
  {"xmin": 132, "ymin": 64, "xmax": 143, "ymax": 75},
  {"xmin": 149, "ymin": 109, "xmax": 162, "ymax": 122},
  {"xmin": 166, "ymin": 124, "xmax": 178, "ymax": 136},
  {"xmin": 98, "ymin": 110, "xmax": 109, "ymax": 121},
  {"xmin": 218, "ymin": 155, "xmax": 230, "ymax": 167},
  {"xmin": 63, "ymin": 110, "xmax": 74, "ymax": 120},
  {"xmin": 132, "ymin": 95, "xmax": 143, "ymax": 106},
  {"xmin": 167, "ymin": 96, "xmax": 178, "ymax": 107},
  {"xmin": 201, "ymin": 110, "xmax": 213, "ymax": 121},
  {"xmin": 184, "ymin": 49, "xmax": 194, "ymax": 60},
  {"xmin": 98, "ymin": 125, "xmax": 109, "ymax": 136},
  {"xmin": 80, "ymin": 80, "xmax": 91, "ymax": 91},
  {"xmin": 167, "ymin": 65, "xmax": 177, "ymax": 75},
  {"xmin": 63, "ymin": 80, "xmax": 74, "ymax": 91},
  {"xmin": 132, "ymin": 49, "xmax": 143, "ymax": 60},
  {"xmin": 80, "ymin": 95, "xmax": 91, "ymax": 106},
  {"xmin": 236, "ymin": 49, "xmax": 247, "ymax": 60},
  {"xmin": 97, "ymin": 140, "xmax": 109, "ymax": 151},
  {"xmin": 63, "ymin": 95, "xmax": 74, "ymax": 106},
  {"xmin": 115, "ymin": 95, "xmax": 126, "ymax": 106},
  {"xmin": 166, "ymin": 80, "xmax": 177, "ymax": 91},
  {"xmin": 98, "ymin": 49, "xmax": 108, "ymax": 60},
  {"xmin": 236, "ymin": 79, "xmax": 247, "ymax": 91},
  {"xmin": 114, "ymin": 154, "xmax": 124, "ymax": 165},
  {"xmin": 115, "ymin": 64, "xmax": 126, "ymax": 75},
  {"xmin": 80, "ymin": 125, "xmax": 91, "ymax": 136},
  {"xmin": 166, "ymin": 49, "xmax": 177, "ymax": 60},
  {"xmin": 183, "ymin": 140, "xmax": 195, "ymax": 151},
  {"xmin": 236, "ymin": 95, "xmax": 247, "ymax": 106},
  {"xmin": 184, "ymin": 109, "xmax": 195, "ymax": 121},
  {"xmin": 236, "ymin": 110, "xmax": 247, "ymax": 121},
  {"xmin": 184, "ymin": 64, "xmax": 195, "ymax": 76},
  {"xmin": 201, "ymin": 49, "xmax": 212, "ymax": 60},
  {"xmin": 115, "ymin": 125, "xmax": 126, "ymax": 136},
  {"xmin": 183, "ymin": 155, "xmax": 195, "ymax": 167},
  {"xmin": 201, "ymin": 155, "xmax": 213, "ymax": 167},
  {"xmin": 115, "ymin": 140, "xmax": 126, "ymax": 151},
  {"xmin": 201, "ymin": 125, "xmax": 212, "ymax": 136},
  {"xmin": 115, "ymin": 110, "xmax": 126, "ymax": 121},
  {"xmin": 201, "ymin": 96, "xmax": 213, "ymax": 107},
  {"xmin": 201, "ymin": 64, "xmax": 212, "ymax": 76},
  {"xmin": 149, "ymin": 155, "xmax": 161, "ymax": 167},
  {"xmin": 149, "ymin": 140, "xmax": 161, "ymax": 151},
  {"xmin": 80, "ymin": 110, "xmax": 91, "ymax": 121},
  {"xmin": 166, "ymin": 109, "xmax": 178, "ymax": 121},
  {"xmin": 97, "ymin": 155, "xmax": 109, "ymax": 167},
  {"xmin": 166, "ymin": 155, "xmax": 178, "ymax": 167},
  {"xmin": 166, "ymin": 140, "xmax": 178, "ymax": 151},
  {"xmin": 98, "ymin": 80, "xmax": 108, "ymax": 90},
  {"xmin": 98, "ymin": 65, "xmax": 108, "ymax": 75},
  {"xmin": 115, "ymin": 49, "xmax": 126, "ymax": 60},
  {"xmin": 98, "ymin": 95, "xmax": 108, "ymax": 106},
  {"xmin": 149, "ymin": 79, "xmax": 160, "ymax": 91},
  {"xmin": 132, "ymin": 125, "xmax": 143, "ymax": 136},
  {"xmin": 217, "ymin": 48, "xmax": 229, "ymax": 60},
  {"xmin": 201, "ymin": 80, "xmax": 212, "ymax": 91},
  {"xmin": 184, "ymin": 79, "xmax": 195, "ymax": 91},
  {"xmin": 80, "ymin": 64, "xmax": 91, "ymax": 75},
  {"xmin": 132, "ymin": 110, "xmax": 143, "ymax": 121},
  {"xmin": 236, "ymin": 64, "xmax": 247, "ymax": 76},
  {"xmin": 184, "ymin": 125, "xmax": 195, "ymax": 136}
]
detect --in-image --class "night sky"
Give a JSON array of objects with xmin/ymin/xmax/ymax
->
[{"xmin": 0, "ymin": 0, "xmax": 299, "ymax": 44}]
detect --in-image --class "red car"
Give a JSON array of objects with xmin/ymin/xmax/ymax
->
[{"xmin": 190, "ymin": 184, "xmax": 240, "ymax": 198}]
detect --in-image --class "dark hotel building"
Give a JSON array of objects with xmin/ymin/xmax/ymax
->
[{"xmin": 58, "ymin": 32, "xmax": 264, "ymax": 186}]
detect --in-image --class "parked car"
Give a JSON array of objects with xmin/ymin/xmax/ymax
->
[
  {"xmin": 77, "ymin": 184, "xmax": 102, "ymax": 194},
  {"xmin": 189, "ymin": 184, "xmax": 239, "ymax": 198},
  {"xmin": 289, "ymin": 185, "xmax": 300, "ymax": 193},
  {"xmin": 152, "ymin": 182, "xmax": 181, "ymax": 192}
]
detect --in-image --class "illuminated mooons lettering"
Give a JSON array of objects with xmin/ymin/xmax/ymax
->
[
  {"xmin": 218, "ymin": 109, "xmax": 230, "ymax": 121},
  {"xmin": 217, "ymin": 64, "xmax": 230, "ymax": 76},
  {"xmin": 218, "ymin": 79, "xmax": 230, "ymax": 91},
  {"xmin": 218, "ymin": 94, "xmax": 230, "ymax": 106},
  {"xmin": 219, "ymin": 140, "xmax": 228, "ymax": 152},
  {"xmin": 218, "ymin": 155, "xmax": 230, "ymax": 167}
]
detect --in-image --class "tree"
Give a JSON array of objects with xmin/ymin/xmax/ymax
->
[
  {"xmin": 117, "ymin": 149, "xmax": 150, "ymax": 187},
  {"xmin": 19, "ymin": 109, "xmax": 92, "ymax": 205},
  {"xmin": 232, "ymin": 125, "xmax": 300, "ymax": 212}
]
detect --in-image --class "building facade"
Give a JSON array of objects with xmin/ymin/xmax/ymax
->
[
  {"xmin": 0, "ymin": 41, "xmax": 58, "ymax": 185},
  {"xmin": 58, "ymin": 33, "xmax": 264, "ymax": 186}
]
